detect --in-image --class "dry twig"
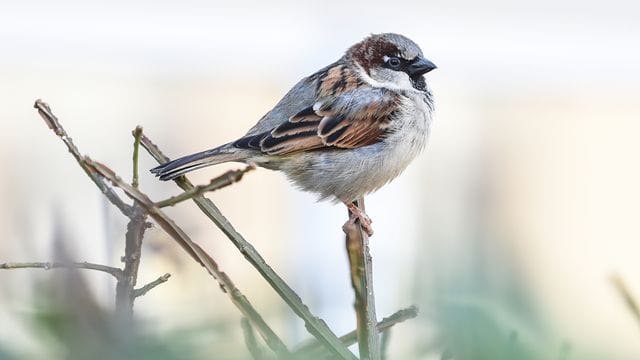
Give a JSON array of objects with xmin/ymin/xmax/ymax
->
[
  {"xmin": 134, "ymin": 273, "xmax": 172, "ymax": 298},
  {"xmin": 115, "ymin": 128, "xmax": 149, "ymax": 321},
  {"xmin": 33, "ymin": 102, "xmax": 169, "ymax": 319},
  {"xmin": 115, "ymin": 203, "xmax": 148, "ymax": 320},
  {"xmin": 0, "ymin": 261, "xmax": 123, "ymax": 279},
  {"xmin": 155, "ymin": 165, "xmax": 255, "ymax": 208},
  {"xmin": 33, "ymin": 100, "xmax": 286, "ymax": 356},
  {"xmin": 84, "ymin": 159, "xmax": 291, "ymax": 358},
  {"xmin": 34, "ymin": 99, "xmax": 133, "ymax": 217}
]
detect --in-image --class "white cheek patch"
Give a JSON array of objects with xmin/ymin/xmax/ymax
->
[{"xmin": 356, "ymin": 66, "xmax": 417, "ymax": 92}]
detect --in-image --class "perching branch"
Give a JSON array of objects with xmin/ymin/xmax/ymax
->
[
  {"xmin": 134, "ymin": 273, "xmax": 171, "ymax": 298},
  {"xmin": 139, "ymin": 133, "xmax": 357, "ymax": 360},
  {"xmin": 0, "ymin": 261, "xmax": 123, "ymax": 280},
  {"xmin": 155, "ymin": 165, "xmax": 255, "ymax": 208},
  {"xmin": 294, "ymin": 306, "xmax": 418, "ymax": 358},
  {"xmin": 343, "ymin": 198, "xmax": 380, "ymax": 360},
  {"xmin": 34, "ymin": 99, "xmax": 134, "ymax": 218}
]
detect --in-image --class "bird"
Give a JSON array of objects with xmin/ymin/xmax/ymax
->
[{"xmin": 151, "ymin": 33, "xmax": 436, "ymax": 236}]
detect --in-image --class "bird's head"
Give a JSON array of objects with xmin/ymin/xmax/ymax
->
[{"xmin": 347, "ymin": 33, "xmax": 436, "ymax": 91}]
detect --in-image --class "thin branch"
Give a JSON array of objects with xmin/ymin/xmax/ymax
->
[
  {"xmin": 134, "ymin": 273, "xmax": 171, "ymax": 298},
  {"xmin": 116, "ymin": 126, "xmax": 148, "ymax": 322},
  {"xmin": 380, "ymin": 329, "xmax": 391, "ymax": 360},
  {"xmin": 83, "ymin": 158, "xmax": 291, "ymax": 358},
  {"xmin": 155, "ymin": 165, "xmax": 255, "ymax": 208},
  {"xmin": 139, "ymin": 134, "xmax": 356, "ymax": 360},
  {"xmin": 132, "ymin": 126, "xmax": 143, "ymax": 188},
  {"xmin": 343, "ymin": 306, "xmax": 418, "ymax": 347},
  {"xmin": 0, "ymin": 261, "xmax": 122, "ymax": 280},
  {"xmin": 115, "ymin": 204, "xmax": 147, "ymax": 321},
  {"xmin": 294, "ymin": 306, "xmax": 418, "ymax": 357},
  {"xmin": 34, "ymin": 99, "xmax": 134, "ymax": 218},
  {"xmin": 344, "ymin": 197, "xmax": 380, "ymax": 359},
  {"xmin": 241, "ymin": 317, "xmax": 269, "ymax": 360},
  {"xmin": 611, "ymin": 274, "xmax": 640, "ymax": 329}
]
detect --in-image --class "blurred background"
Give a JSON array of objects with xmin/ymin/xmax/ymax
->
[{"xmin": 1, "ymin": 0, "xmax": 640, "ymax": 359}]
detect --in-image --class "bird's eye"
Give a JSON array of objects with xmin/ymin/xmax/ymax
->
[{"xmin": 387, "ymin": 57, "xmax": 401, "ymax": 68}]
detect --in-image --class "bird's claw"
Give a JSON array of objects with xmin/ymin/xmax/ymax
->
[{"xmin": 346, "ymin": 203, "xmax": 374, "ymax": 237}]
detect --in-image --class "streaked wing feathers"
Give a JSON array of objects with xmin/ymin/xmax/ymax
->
[{"xmin": 233, "ymin": 66, "xmax": 400, "ymax": 156}]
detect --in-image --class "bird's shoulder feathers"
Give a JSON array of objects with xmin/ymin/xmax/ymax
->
[{"xmin": 236, "ymin": 61, "xmax": 402, "ymax": 156}]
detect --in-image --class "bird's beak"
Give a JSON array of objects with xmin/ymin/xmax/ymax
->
[{"xmin": 408, "ymin": 57, "xmax": 437, "ymax": 77}]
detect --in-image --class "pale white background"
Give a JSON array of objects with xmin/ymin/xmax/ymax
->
[{"xmin": 1, "ymin": 0, "xmax": 640, "ymax": 358}]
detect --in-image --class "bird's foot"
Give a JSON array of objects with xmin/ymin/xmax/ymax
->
[{"xmin": 345, "ymin": 202, "xmax": 374, "ymax": 237}]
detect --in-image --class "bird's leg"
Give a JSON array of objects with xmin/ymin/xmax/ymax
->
[{"xmin": 344, "ymin": 202, "xmax": 374, "ymax": 237}]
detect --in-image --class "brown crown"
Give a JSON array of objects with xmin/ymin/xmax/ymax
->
[{"xmin": 347, "ymin": 35, "xmax": 399, "ymax": 74}]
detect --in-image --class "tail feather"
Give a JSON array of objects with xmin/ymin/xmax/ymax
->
[{"xmin": 151, "ymin": 144, "xmax": 245, "ymax": 181}]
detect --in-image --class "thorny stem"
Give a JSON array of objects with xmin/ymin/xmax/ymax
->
[
  {"xmin": 155, "ymin": 165, "xmax": 255, "ymax": 208},
  {"xmin": 344, "ymin": 197, "xmax": 380, "ymax": 360},
  {"xmin": 0, "ymin": 261, "xmax": 123, "ymax": 280}
]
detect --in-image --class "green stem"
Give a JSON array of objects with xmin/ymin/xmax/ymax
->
[
  {"xmin": 132, "ymin": 126, "xmax": 143, "ymax": 188},
  {"xmin": 294, "ymin": 306, "xmax": 418, "ymax": 358}
]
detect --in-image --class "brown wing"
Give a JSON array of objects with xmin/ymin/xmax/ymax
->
[
  {"xmin": 233, "ymin": 95, "xmax": 399, "ymax": 156},
  {"xmin": 232, "ymin": 108, "xmax": 325, "ymax": 155},
  {"xmin": 233, "ymin": 65, "xmax": 400, "ymax": 155},
  {"xmin": 315, "ymin": 94, "xmax": 399, "ymax": 148}
]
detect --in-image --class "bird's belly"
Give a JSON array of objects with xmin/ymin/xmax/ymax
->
[
  {"xmin": 278, "ymin": 133, "xmax": 425, "ymax": 203},
  {"xmin": 268, "ymin": 91, "xmax": 432, "ymax": 203}
]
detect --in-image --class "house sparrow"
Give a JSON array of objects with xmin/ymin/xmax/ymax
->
[{"xmin": 151, "ymin": 33, "xmax": 436, "ymax": 236}]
